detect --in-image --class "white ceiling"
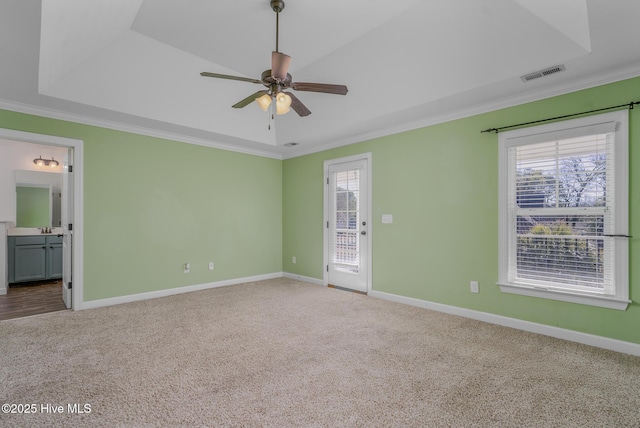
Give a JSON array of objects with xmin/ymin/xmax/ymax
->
[{"xmin": 1, "ymin": 0, "xmax": 639, "ymax": 159}]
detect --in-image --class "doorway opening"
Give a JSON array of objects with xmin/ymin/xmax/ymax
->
[{"xmin": 0, "ymin": 128, "xmax": 83, "ymax": 318}]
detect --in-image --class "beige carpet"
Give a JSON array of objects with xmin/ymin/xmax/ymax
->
[{"xmin": 1, "ymin": 278, "xmax": 639, "ymax": 427}]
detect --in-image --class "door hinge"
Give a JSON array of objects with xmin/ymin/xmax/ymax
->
[
  {"xmin": 68, "ymin": 282, "xmax": 72, "ymax": 289},
  {"xmin": 68, "ymin": 165, "xmax": 73, "ymax": 173},
  {"xmin": 326, "ymin": 265, "xmax": 329, "ymax": 272},
  {"xmin": 68, "ymin": 223, "xmax": 73, "ymax": 231},
  {"xmin": 326, "ymin": 177, "xmax": 329, "ymax": 185},
  {"xmin": 327, "ymin": 221, "xmax": 329, "ymax": 228}
]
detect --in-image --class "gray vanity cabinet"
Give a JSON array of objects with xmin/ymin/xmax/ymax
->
[
  {"xmin": 46, "ymin": 236, "xmax": 63, "ymax": 279},
  {"xmin": 8, "ymin": 235, "xmax": 63, "ymax": 284}
]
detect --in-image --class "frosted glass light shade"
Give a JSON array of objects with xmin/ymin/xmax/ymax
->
[
  {"xmin": 276, "ymin": 92, "xmax": 291, "ymax": 115},
  {"xmin": 256, "ymin": 93, "xmax": 272, "ymax": 111}
]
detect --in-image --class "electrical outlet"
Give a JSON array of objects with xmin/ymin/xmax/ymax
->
[
  {"xmin": 470, "ymin": 281, "xmax": 479, "ymax": 293},
  {"xmin": 208, "ymin": 262, "xmax": 214, "ymax": 270},
  {"xmin": 292, "ymin": 256, "xmax": 296, "ymax": 264},
  {"xmin": 184, "ymin": 263, "xmax": 191, "ymax": 273}
]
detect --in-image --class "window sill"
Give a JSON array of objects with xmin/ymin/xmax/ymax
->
[{"xmin": 497, "ymin": 282, "xmax": 630, "ymax": 311}]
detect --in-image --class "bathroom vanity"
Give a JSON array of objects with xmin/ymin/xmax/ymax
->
[{"xmin": 7, "ymin": 228, "xmax": 63, "ymax": 284}]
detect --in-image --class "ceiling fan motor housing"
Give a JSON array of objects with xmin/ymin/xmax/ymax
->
[{"xmin": 261, "ymin": 69, "xmax": 292, "ymax": 89}]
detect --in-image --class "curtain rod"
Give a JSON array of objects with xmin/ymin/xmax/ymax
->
[{"xmin": 481, "ymin": 101, "xmax": 640, "ymax": 134}]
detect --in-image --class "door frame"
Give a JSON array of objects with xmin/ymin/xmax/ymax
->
[
  {"xmin": 0, "ymin": 128, "xmax": 84, "ymax": 310},
  {"xmin": 323, "ymin": 153, "xmax": 372, "ymax": 293}
]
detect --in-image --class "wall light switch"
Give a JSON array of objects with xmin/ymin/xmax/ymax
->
[
  {"xmin": 470, "ymin": 281, "xmax": 479, "ymax": 293},
  {"xmin": 382, "ymin": 214, "xmax": 393, "ymax": 224},
  {"xmin": 208, "ymin": 262, "xmax": 214, "ymax": 270},
  {"xmin": 184, "ymin": 263, "xmax": 191, "ymax": 273},
  {"xmin": 292, "ymin": 256, "xmax": 296, "ymax": 264}
]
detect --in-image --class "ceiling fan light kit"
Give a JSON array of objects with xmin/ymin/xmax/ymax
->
[{"xmin": 200, "ymin": 0, "xmax": 348, "ymax": 119}]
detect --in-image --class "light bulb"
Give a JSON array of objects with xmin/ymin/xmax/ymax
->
[{"xmin": 35, "ymin": 157, "xmax": 44, "ymax": 167}]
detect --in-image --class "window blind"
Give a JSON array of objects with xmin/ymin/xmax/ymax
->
[
  {"xmin": 507, "ymin": 130, "xmax": 616, "ymax": 294},
  {"xmin": 329, "ymin": 167, "xmax": 361, "ymax": 274}
]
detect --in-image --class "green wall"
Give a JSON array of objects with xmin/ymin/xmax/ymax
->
[
  {"xmin": 16, "ymin": 186, "xmax": 49, "ymax": 227},
  {"xmin": 0, "ymin": 111, "xmax": 282, "ymax": 301},
  {"xmin": 283, "ymin": 76, "xmax": 640, "ymax": 344},
  {"xmin": 1, "ymin": 75, "xmax": 638, "ymax": 345}
]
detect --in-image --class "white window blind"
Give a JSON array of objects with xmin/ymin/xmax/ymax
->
[
  {"xmin": 329, "ymin": 166, "xmax": 361, "ymax": 274},
  {"xmin": 508, "ymin": 131, "xmax": 614, "ymax": 293},
  {"xmin": 498, "ymin": 111, "xmax": 629, "ymax": 310}
]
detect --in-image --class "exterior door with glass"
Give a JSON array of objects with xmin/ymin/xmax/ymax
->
[{"xmin": 325, "ymin": 155, "xmax": 370, "ymax": 293}]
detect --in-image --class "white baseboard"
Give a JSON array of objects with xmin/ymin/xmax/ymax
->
[
  {"xmin": 0, "ymin": 286, "xmax": 6, "ymax": 295},
  {"xmin": 283, "ymin": 272, "xmax": 325, "ymax": 286},
  {"xmin": 370, "ymin": 290, "xmax": 640, "ymax": 357},
  {"xmin": 81, "ymin": 272, "xmax": 284, "ymax": 310}
]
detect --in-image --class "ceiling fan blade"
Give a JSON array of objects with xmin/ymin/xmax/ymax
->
[
  {"xmin": 291, "ymin": 82, "xmax": 348, "ymax": 95},
  {"xmin": 200, "ymin": 72, "xmax": 262, "ymax": 84},
  {"xmin": 232, "ymin": 90, "xmax": 268, "ymax": 109},
  {"xmin": 271, "ymin": 51, "xmax": 291, "ymax": 81},
  {"xmin": 285, "ymin": 92, "xmax": 311, "ymax": 117}
]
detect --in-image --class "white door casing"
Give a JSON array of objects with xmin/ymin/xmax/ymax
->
[{"xmin": 0, "ymin": 127, "xmax": 83, "ymax": 310}]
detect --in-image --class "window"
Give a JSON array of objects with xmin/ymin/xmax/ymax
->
[
  {"xmin": 498, "ymin": 111, "xmax": 629, "ymax": 310},
  {"xmin": 331, "ymin": 167, "xmax": 361, "ymax": 273}
]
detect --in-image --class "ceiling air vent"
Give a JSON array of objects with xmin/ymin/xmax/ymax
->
[{"xmin": 521, "ymin": 64, "xmax": 566, "ymax": 82}]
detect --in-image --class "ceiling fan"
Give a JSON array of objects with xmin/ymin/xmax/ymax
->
[{"xmin": 200, "ymin": 0, "xmax": 348, "ymax": 117}]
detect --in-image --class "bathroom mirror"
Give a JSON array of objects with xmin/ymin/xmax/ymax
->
[
  {"xmin": 14, "ymin": 170, "xmax": 62, "ymax": 227},
  {"xmin": 16, "ymin": 184, "xmax": 52, "ymax": 227}
]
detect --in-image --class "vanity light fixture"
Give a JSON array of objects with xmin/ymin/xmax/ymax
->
[{"xmin": 33, "ymin": 156, "xmax": 59, "ymax": 168}]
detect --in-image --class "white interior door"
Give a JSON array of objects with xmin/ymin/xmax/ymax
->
[
  {"xmin": 61, "ymin": 149, "xmax": 73, "ymax": 309},
  {"xmin": 325, "ymin": 156, "xmax": 370, "ymax": 293}
]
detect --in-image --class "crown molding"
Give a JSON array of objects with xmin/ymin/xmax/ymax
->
[
  {"xmin": 1, "ymin": 62, "xmax": 639, "ymax": 162},
  {"xmin": 0, "ymin": 99, "xmax": 283, "ymax": 160},
  {"xmin": 283, "ymin": 63, "xmax": 640, "ymax": 159}
]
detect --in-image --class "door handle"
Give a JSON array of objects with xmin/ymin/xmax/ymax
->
[{"xmin": 361, "ymin": 231, "xmax": 367, "ymax": 235}]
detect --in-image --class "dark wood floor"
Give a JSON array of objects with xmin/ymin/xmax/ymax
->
[{"xmin": 0, "ymin": 280, "xmax": 68, "ymax": 321}]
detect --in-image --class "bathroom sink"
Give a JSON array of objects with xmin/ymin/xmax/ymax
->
[{"xmin": 7, "ymin": 227, "xmax": 64, "ymax": 236}]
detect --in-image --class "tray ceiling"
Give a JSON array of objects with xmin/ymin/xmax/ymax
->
[{"xmin": 0, "ymin": 0, "xmax": 639, "ymax": 158}]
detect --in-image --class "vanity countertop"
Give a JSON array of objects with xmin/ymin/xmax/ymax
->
[{"xmin": 7, "ymin": 227, "xmax": 63, "ymax": 236}]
